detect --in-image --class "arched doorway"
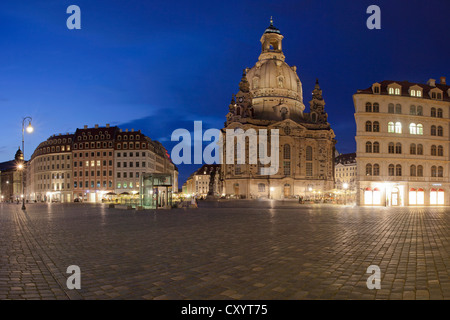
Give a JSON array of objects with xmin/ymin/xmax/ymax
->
[
  {"xmin": 391, "ymin": 187, "xmax": 400, "ymax": 206},
  {"xmin": 234, "ymin": 183, "xmax": 239, "ymax": 197}
]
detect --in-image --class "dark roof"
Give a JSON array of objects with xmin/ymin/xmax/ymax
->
[
  {"xmin": 335, "ymin": 152, "xmax": 356, "ymax": 165},
  {"xmin": 195, "ymin": 164, "xmax": 220, "ymax": 176},
  {"xmin": 264, "ymin": 19, "xmax": 281, "ymax": 35},
  {"xmin": 356, "ymin": 80, "xmax": 450, "ymax": 101}
]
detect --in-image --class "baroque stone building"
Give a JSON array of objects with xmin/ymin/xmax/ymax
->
[
  {"xmin": 184, "ymin": 164, "xmax": 221, "ymax": 197},
  {"xmin": 354, "ymin": 77, "xmax": 450, "ymax": 206},
  {"xmin": 0, "ymin": 148, "xmax": 26, "ymax": 202},
  {"xmin": 221, "ymin": 19, "xmax": 336, "ymax": 199}
]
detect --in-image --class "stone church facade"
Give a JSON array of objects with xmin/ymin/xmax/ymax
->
[{"xmin": 221, "ymin": 19, "xmax": 336, "ymax": 199}]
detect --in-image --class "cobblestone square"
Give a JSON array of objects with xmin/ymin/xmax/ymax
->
[{"xmin": 1, "ymin": 201, "xmax": 449, "ymax": 300}]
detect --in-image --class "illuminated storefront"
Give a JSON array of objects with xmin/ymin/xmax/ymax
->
[{"xmin": 362, "ymin": 184, "xmax": 445, "ymax": 206}]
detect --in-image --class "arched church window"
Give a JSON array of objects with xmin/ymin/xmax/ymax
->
[
  {"xmin": 306, "ymin": 146, "xmax": 313, "ymax": 161},
  {"xmin": 283, "ymin": 145, "xmax": 291, "ymax": 159}
]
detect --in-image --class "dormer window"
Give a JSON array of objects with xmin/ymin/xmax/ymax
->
[
  {"xmin": 409, "ymin": 85, "xmax": 422, "ymax": 98},
  {"xmin": 372, "ymin": 83, "xmax": 381, "ymax": 94},
  {"xmin": 388, "ymin": 83, "xmax": 401, "ymax": 95},
  {"xmin": 429, "ymin": 88, "xmax": 443, "ymax": 100}
]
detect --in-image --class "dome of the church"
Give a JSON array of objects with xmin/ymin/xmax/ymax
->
[
  {"xmin": 246, "ymin": 58, "xmax": 302, "ymax": 102},
  {"xmin": 245, "ymin": 19, "xmax": 303, "ymax": 104}
]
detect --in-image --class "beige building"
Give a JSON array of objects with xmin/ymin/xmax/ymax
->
[
  {"xmin": 221, "ymin": 19, "xmax": 336, "ymax": 199},
  {"xmin": 0, "ymin": 148, "xmax": 26, "ymax": 202},
  {"xmin": 334, "ymin": 152, "xmax": 357, "ymax": 204},
  {"xmin": 114, "ymin": 129, "xmax": 178, "ymax": 196},
  {"xmin": 27, "ymin": 124, "xmax": 177, "ymax": 203},
  {"xmin": 184, "ymin": 164, "xmax": 221, "ymax": 197},
  {"xmin": 27, "ymin": 134, "xmax": 73, "ymax": 202},
  {"xmin": 354, "ymin": 78, "xmax": 450, "ymax": 206}
]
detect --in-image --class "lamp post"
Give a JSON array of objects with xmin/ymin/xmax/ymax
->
[
  {"xmin": 343, "ymin": 183, "xmax": 349, "ymax": 205},
  {"xmin": 21, "ymin": 117, "xmax": 33, "ymax": 210}
]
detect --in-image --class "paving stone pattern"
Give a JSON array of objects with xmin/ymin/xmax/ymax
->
[{"xmin": 1, "ymin": 201, "xmax": 449, "ymax": 300}]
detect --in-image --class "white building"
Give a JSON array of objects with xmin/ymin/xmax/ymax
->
[{"xmin": 354, "ymin": 78, "xmax": 450, "ymax": 206}]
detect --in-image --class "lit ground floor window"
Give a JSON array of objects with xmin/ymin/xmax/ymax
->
[
  {"xmin": 409, "ymin": 188, "xmax": 424, "ymax": 205},
  {"xmin": 430, "ymin": 188, "xmax": 445, "ymax": 205},
  {"xmin": 364, "ymin": 187, "xmax": 381, "ymax": 205}
]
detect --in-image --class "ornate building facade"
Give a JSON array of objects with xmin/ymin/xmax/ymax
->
[
  {"xmin": 184, "ymin": 164, "xmax": 221, "ymax": 197},
  {"xmin": 0, "ymin": 148, "xmax": 26, "ymax": 202},
  {"xmin": 354, "ymin": 78, "xmax": 450, "ymax": 206},
  {"xmin": 221, "ymin": 20, "xmax": 336, "ymax": 199}
]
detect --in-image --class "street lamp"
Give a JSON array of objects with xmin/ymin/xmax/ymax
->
[
  {"xmin": 343, "ymin": 183, "xmax": 349, "ymax": 205},
  {"xmin": 21, "ymin": 117, "xmax": 33, "ymax": 210}
]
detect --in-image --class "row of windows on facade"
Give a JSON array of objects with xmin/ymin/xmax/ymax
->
[
  {"xmin": 336, "ymin": 172, "xmax": 355, "ymax": 177},
  {"xmin": 234, "ymin": 162, "xmax": 313, "ymax": 176},
  {"xmin": 73, "ymin": 171, "xmax": 113, "ymax": 177},
  {"xmin": 38, "ymin": 145, "xmax": 72, "ymax": 154},
  {"xmin": 73, "ymin": 152, "xmax": 113, "ymax": 158},
  {"xmin": 282, "ymin": 145, "xmax": 313, "ymax": 160},
  {"xmin": 364, "ymin": 188, "xmax": 445, "ymax": 205},
  {"xmin": 37, "ymin": 155, "xmax": 71, "ymax": 162},
  {"xmin": 44, "ymin": 138, "xmax": 73, "ymax": 145},
  {"xmin": 74, "ymin": 160, "xmax": 113, "ymax": 167},
  {"xmin": 73, "ymin": 181, "xmax": 114, "ymax": 189},
  {"xmin": 232, "ymin": 145, "xmax": 312, "ymax": 169},
  {"xmin": 365, "ymin": 121, "xmax": 444, "ymax": 136},
  {"xmin": 116, "ymin": 172, "xmax": 142, "ymax": 179},
  {"xmin": 117, "ymin": 152, "xmax": 153, "ymax": 158},
  {"xmin": 233, "ymin": 145, "xmax": 315, "ymax": 161},
  {"xmin": 365, "ymin": 164, "xmax": 444, "ymax": 177},
  {"xmin": 336, "ymin": 166, "xmax": 355, "ymax": 171},
  {"xmin": 38, "ymin": 183, "xmax": 71, "ymax": 190},
  {"xmin": 377, "ymin": 86, "xmax": 444, "ymax": 100},
  {"xmin": 365, "ymin": 142, "xmax": 444, "ymax": 156},
  {"xmin": 38, "ymin": 164, "xmax": 71, "ymax": 171},
  {"xmin": 72, "ymin": 141, "xmax": 147, "ymax": 150},
  {"xmin": 77, "ymin": 132, "xmax": 112, "ymax": 141},
  {"xmin": 38, "ymin": 173, "xmax": 71, "ymax": 180},
  {"xmin": 365, "ymin": 103, "xmax": 444, "ymax": 117}
]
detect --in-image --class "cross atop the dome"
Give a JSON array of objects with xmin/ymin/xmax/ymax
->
[{"xmin": 270, "ymin": 16, "xmax": 273, "ymax": 25}]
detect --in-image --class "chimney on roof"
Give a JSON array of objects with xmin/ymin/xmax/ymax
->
[
  {"xmin": 95, "ymin": 124, "xmax": 99, "ymax": 129},
  {"xmin": 106, "ymin": 124, "xmax": 110, "ymax": 128},
  {"xmin": 120, "ymin": 129, "xmax": 122, "ymax": 132},
  {"xmin": 125, "ymin": 129, "xmax": 128, "ymax": 132},
  {"xmin": 131, "ymin": 129, "xmax": 134, "ymax": 132},
  {"xmin": 440, "ymin": 77, "xmax": 446, "ymax": 85},
  {"xmin": 427, "ymin": 79, "xmax": 436, "ymax": 87},
  {"xmin": 84, "ymin": 125, "xmax": 88, "ymax": 129}
]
